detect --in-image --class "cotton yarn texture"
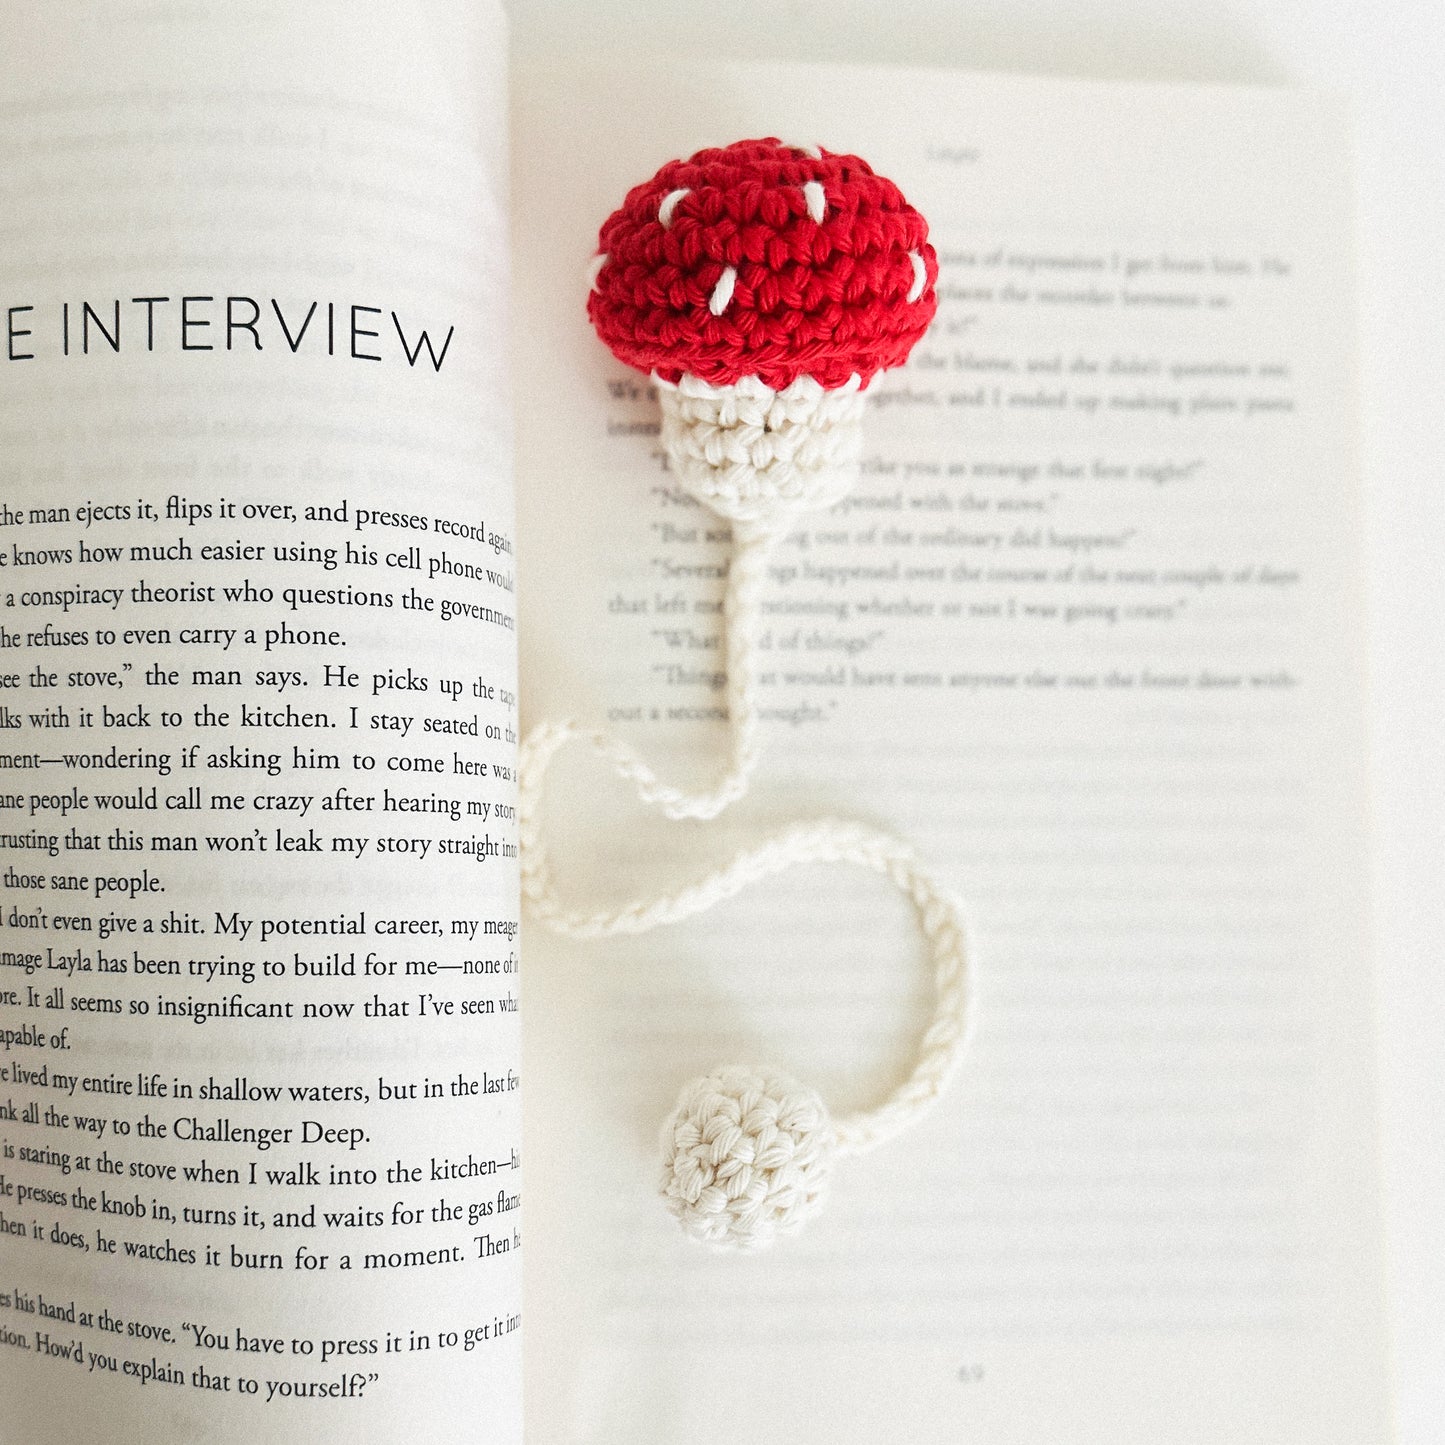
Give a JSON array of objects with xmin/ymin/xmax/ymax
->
[
  {"xmin": 520, "ymin": 139, "xmax": 974, "ymax": 1250},
  {"xmin": 659, "ymin": 1066, "xmax": 834, "ymax": 1250},
  {"xmin": 586, "ymin": 138, "xmax": 938, "ymax": 391}
]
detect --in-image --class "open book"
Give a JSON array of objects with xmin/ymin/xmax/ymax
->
[{"xmin": 0, "ymin": 2, "xmax": 1391, "ymax": 1441}]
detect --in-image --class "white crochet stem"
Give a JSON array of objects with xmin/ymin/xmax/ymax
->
[
  {"xmin": 518, "ymin": 718, "xmax": 974, "ymax": 1156},
  {"xmin": 519, "ymin": 373, "xmax": 867, "ymax": 824},
  {"xmin": 521, "ymin": 373, "xmax": 866, "ymax": 823},
  {"xmin": 655, "ymin": 372, "xmax": 865, "ymax": 526}
]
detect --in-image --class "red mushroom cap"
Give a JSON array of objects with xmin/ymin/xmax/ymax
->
[{"xmin": 587, "ymin": 138, "xmax": 938, "ymax": 391}]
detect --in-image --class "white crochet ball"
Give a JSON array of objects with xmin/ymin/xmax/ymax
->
[{"xmin": 658, "ymin": 1064, "xmax": 835, "ymax": 1250}]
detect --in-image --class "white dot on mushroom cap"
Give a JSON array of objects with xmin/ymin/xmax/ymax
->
[
  {"xmin": 801, "ymin": 181, "xmax": 826, "ymax": 223},
  {"xmin": 789, "ymin": 142, "xmax": 823, "ymax": 159},
  {"xmin": 907, "ymin": 251, "xmax": 927, "ymax": 303},
  {"xmin": 586, "ymin": 253, "xmax": 608, "ymax": 292},
  {"xmin": 708, "ymin": 266, "xmax": 737, "ymax": 316},
  {"xmin": 658, "ymin": 188, "xmax": 691, "ymax": 229}
]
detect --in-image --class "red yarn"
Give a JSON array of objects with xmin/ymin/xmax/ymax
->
[{"xmin": 587, "ymin": 139, "xmax": 938, "ymax": 391}]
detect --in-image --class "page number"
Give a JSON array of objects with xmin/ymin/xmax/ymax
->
[{"xmin": 957, "ymin": 1363, "xmax": 986, "ymax": 1385}]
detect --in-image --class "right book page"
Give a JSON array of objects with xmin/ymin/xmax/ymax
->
[{"xmin": 514, "ymin": 58, "xmax": 1389, "ymax": 1444}]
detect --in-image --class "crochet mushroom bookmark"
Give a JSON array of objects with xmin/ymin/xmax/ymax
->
[{"xmin": 519, "ymin": 140, "xmax": 974, "ymax": 1250}]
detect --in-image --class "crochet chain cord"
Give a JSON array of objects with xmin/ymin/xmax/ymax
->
[
  {"xmin": 564, "ymin": 524, "xmax": 772, "ymax": 822},
  {"xmin": 516, "ymin": 710, "xmax": 975, "ymax": 1156}
]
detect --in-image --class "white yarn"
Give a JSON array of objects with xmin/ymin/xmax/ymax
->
[
  {"xmin": 518, "ymin": 366, "xmax": 976, "ymax": 1246},
  {"xmin": 524, "ymin": 371, "xmax": 866, "ymax": 820},
  {"xmin": 707, "ymin": 265, "xmax": 738, "ymax": 316},
  {"xmin": 657, "ymin": 187, "xmax": 690, "ymax": 228},
  {"xmin": 906, "ymin": 250, "xmax": 927, "ymax": 303},
  {"xmin": 519, "ymin": 371, "xmax": 860, "ymax": 824},
  {"xmin": 654, "ymin": 372, "xmax": 865, "ymax": 526},
  {"xmin": 519, "ymin": 723, "xmax": 975, "ymax": 1158},
  {"xmin": 659, "ymin": 1065, "xmax": 834, "ymax": 1250},
  {"xmin": 528, "ymin": 523, "xmax": 769, "ymax": 823}
]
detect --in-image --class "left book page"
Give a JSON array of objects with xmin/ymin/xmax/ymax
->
[{"xmin": 0, "ymin": 4, "xmax": 519, "ymax": 1442}]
